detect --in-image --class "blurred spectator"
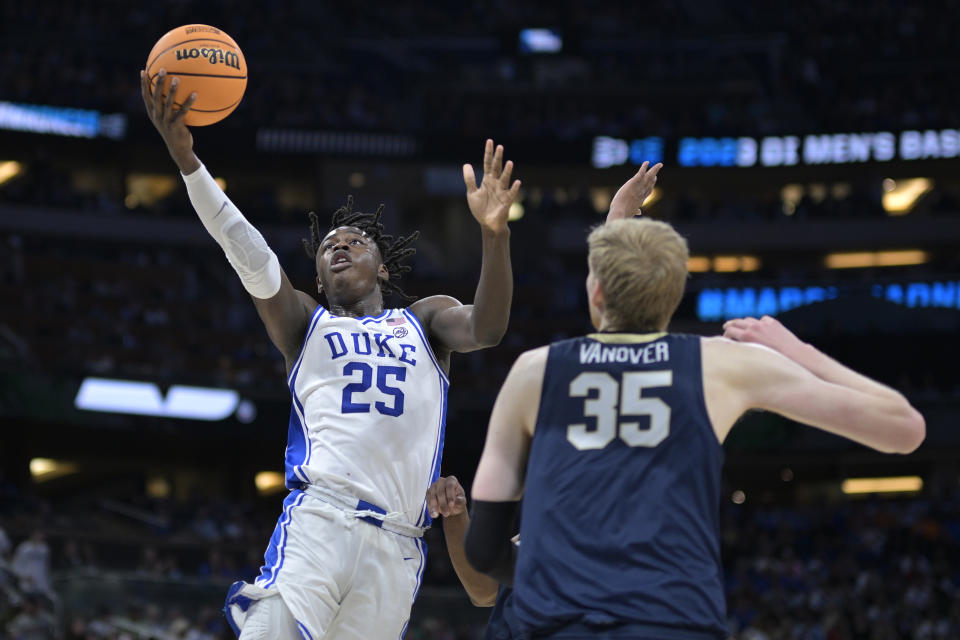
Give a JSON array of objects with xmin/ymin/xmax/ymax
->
[
  {"xmin": 10, "ymin": 531, "xmax": 52, "ymax": 599},
  {"xmin": 6, "ymin": 594, "xmax": 56, "ymax": 640},
  {"xmin": 0, "ymin": 524, "xmax": 11, "ymax": 560},
  {"xmin": 2, "ymin": 1, "xmax": 959, "ymax": 137}
]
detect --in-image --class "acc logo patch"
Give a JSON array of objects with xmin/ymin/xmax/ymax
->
[{"xmin": 393, "ymin": 327, "xmax": 408, "ymax": 338}]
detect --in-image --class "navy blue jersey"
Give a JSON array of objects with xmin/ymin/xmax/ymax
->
[
  {"xmin": 514, "ymin": 333, "xmax": 726, "ymax": 639},
  {"xmin": 485, "ymin": 586, "xmax": 519, "ymax": 640}
]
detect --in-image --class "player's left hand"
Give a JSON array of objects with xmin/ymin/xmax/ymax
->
[
  {"xmin": 463, "ymin": 139, "xmax": 521, "ymax": 234},
  {"xmin": 606, "ymin": 161, "xmax": 663, "ymax": 223},
  {"xmin": 722, "ymin": 315, "xmax": 807, "ymax": 360},
  {"xmin": 426, "ymin": 475, "xmax": 468, "ymax": 519}
]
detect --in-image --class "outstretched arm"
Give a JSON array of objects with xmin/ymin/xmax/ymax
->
[
  {"xmin": 606, "ymin": 161, "xmax": 662, "ymax": 223},
  {"xmin": 426, "ymin": 476, "xmax": 498, "ymax": 607},
  {"xmin": 140, "ymin": 69, "xmax": 314, "ymax": 367},
  {"xmin": 410, "ymin": 139, "xmax": 520, "ymax": 353},
  {"xmin": 703, "ymin": 317, "xmax": 925, "ymax": 453}
]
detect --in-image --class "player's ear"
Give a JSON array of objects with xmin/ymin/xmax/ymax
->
[
  {"xmin": 316, "ymin": 275, "xmax": 323, "ymax": 295},
  {"xmin": 378, "ymin": 264, "xmax": 389, "ymax": 283},
  {"xmin": 588, "ymin": 276, "xmax": 605, "ymax": 314}
]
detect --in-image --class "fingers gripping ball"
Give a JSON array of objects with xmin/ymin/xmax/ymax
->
[{"xmin": 145, "ymin": 24, "xmax": 247, "ymax": 126}]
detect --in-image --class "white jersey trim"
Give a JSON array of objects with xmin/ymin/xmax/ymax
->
[
  {"xmin": 402, "ymin": 308, "xmax": 450, "ymax": 386},
  {"xmin": 285, "ymin": 305, "xmax": 327, "ymax": 484},
  {"xmin": 286, "ymin": 305, "xmax": 327, "ymax": 388}
]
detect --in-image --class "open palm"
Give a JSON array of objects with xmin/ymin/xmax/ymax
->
[
  {"xmin": 463, "ymin": 139, "xmax": 521, "ymax": 234},
  {"xmin": 607, "ymin": 161, "xmax": 663, "ymax": 223}
]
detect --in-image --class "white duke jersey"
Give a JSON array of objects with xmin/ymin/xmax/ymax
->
[{"xmin": 285, "ymin": 306, "xmax": 449, "ymax": 530}]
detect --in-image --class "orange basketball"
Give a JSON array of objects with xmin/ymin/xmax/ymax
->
[{"xmin": 145, "ymin": 24, "xmax": 247, "ymax": 126}]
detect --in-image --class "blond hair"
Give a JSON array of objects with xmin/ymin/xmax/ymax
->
[{"xmin": 587, "ymin": 218, "xmax": 689, "ymax": 331}]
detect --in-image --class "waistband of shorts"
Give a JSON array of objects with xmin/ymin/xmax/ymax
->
[{"xmin": 302, "ymin": 484, "xmax": 426, "ymax": 538}]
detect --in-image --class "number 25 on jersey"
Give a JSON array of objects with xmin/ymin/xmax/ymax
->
[{"xmin": 341, "ymin": 362, "xmax": 406, "ymax": 417}]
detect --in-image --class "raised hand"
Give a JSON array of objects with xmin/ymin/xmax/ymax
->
[
  {"xmin": 607, "ymin": 161, "xmax": 663, "ymax": 223},
  {"xmin": 139, "ymin": 69, "xmax": 200, "ymax": 174},
  {"xmin": 426, "ymin": 475, "xmax": 468, "ymax": 519},
  {"xmin": 462, "ymin": 139, "xmax": 522, "ymax": 234},
  {"xmin": 722, "ymin": 315, "xmax": 807, "ymax": 360}
]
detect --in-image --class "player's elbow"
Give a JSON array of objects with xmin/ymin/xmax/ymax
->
[
  {"xmin": 469, "ymin": 315, "xmax": 508, "ymax": 349},
  {"xmin": 876, "ymin": 403, "xmax": 925, "ymax": 454},
  {"xmin": 472, "ymin": 327, "xmax": 505, "ymax": 349},
  {"xmin": 893, "ymin": 407, "xmax": 926, "ymax": 454},
  {"xmin": 468, "ymin": 590, "xmax": 498, "ymax": 608}
]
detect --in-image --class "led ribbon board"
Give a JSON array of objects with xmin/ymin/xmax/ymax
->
[
  {"xmin": 0, "ymin": 101, "xmax": 126, "ymax": 139},
  {"xmin": 75, "ymin": 377, "xmax": 239, "ymax": 421},
  {"xmin": 593, "ymin": 129, "xmax": 960, "ymax": 168},
  {"xmin": 696, "ymin": 279, "xmax": 960, "ymax": 322}
]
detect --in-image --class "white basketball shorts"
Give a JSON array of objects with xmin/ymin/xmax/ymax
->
[{"xmin": 224, "ymin": 488, "xmax": 427, "ymax": 640}]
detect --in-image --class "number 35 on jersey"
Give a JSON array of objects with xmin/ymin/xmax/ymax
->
[{"xmin": 567, "ymin": 370, "xmax": 673, "ymax": 450}]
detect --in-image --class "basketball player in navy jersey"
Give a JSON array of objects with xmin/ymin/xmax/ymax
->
[
  {"xmin": 440, "ymin": 164, "xmax": 663, "ymax": 640},
  {"xmin": 464, "ymin": 179, "xmax": 925, "ymax": 637},
  {"xmin": 141, "ymin": 70, "xmax": 520, "ymax": 639}
]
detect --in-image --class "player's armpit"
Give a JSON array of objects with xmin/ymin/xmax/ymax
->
[
  {"xmin": 704, "ymin": 338, "xmax": 925, "ymax": 454},
  {"xmin": 410, "ymin": 295, "xmax": 501, "ymax": 354},
  {"xmin": 251, "ymin": 272, "xmax": 316, "ymax": 369}
]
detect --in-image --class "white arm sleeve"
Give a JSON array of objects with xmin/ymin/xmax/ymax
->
[{"xmin": 182, "ymin": 164, "xmax": 282, "ymax": 299}]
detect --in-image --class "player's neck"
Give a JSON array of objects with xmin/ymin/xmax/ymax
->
[
  {"xmin": 597, "ymin": 319, "xmax": 665, "ymax": 334},
  {"xmin": 327, "ymin": 291, "xmax": 385, "ymax": 318}
]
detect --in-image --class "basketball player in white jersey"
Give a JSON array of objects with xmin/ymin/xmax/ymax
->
[{"xmin": 140, "ymin": 69, "xmax": 520, "ymax": 639}]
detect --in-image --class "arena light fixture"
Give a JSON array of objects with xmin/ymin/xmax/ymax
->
[
  {"xmin": 518, "ymin": 28, "xmax": 562, "ymax": 54},
  {"xmin": 842, "ymin": 476, "xmax": 923, "ymax": 495},
  {"xmin": 712, "ymin": 256, "xmax": 741, "ymax": 273},
  {"xmin": 146, "ymin": 475, "xmax": 171, "ymax": 499},
  {"xmin": 348, "ymin": 172, "xmax": 365, "ymax": 189},
  {"xmin": 875, "ymin": 250, "xmax": 929, "ymax": 266},
  {"xmin": 125, "ymin": 173, "xmax": 177, "ymax": 207},
  {"xmin": 780, "ymin": 183, "xmax": 803, "ymax": 216},
  {"xmin": 882, "ymin": 177, "xmax": 933, "ymax": 215},
  {"xmin": 687, "ymin": 256, "xmax": 711, "ymax": 273},
  {"xmin": 740, "ymin": 256, "xmax": 761, "ymax": 272},
  {"xmin": 689, "ymin": 255, "xmax": 761, "ymax": 273},
  {"xmin": 825, "ymin": 250, "xmax": 928, "ymax": 269},
  {"xmin": 642, "ymin": 186, "xmax": 662, "ymax": 208},
  {"xmin": 29, "ymin": 458, "xmax": 78, "ymax": 482},
  {"xmin": 255, "ymin": 471, "xmax": 286, "ymax": 495},
  {"xmin": 75, "ymin": 377, "xmax": 240, "ymax": 421},
  {"xmin": 589, "ymin": 187, "xmax": 612, "ymax": 214},
  {"xmin": 508, "ymin": 202, "xmax": 525, "ymax": 221},
  {"xmin": 0, "ymin": 160, "xmax": 22, "ymax": 185},
  {"xmin": 826, "ymin": 252, "xmax": 875, "ymax": 268}
]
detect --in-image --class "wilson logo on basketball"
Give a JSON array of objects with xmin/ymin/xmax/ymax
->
[
  {"xmin": 185, "ymin": 26, "xmax": 221, "ymax": 35},
  {"xmin": 175, "ymin": 47, "xmax": 241, "ymax": 70}
]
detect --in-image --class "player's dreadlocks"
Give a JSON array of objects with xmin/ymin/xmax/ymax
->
[{"xmin": 303, "ymin": 196, "xmax": 420, "ymax": 302}]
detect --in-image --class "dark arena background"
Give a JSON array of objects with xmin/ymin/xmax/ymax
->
[{"xmin": 2, "ymin": 2, "xmax": 960, "ymax": 638}]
